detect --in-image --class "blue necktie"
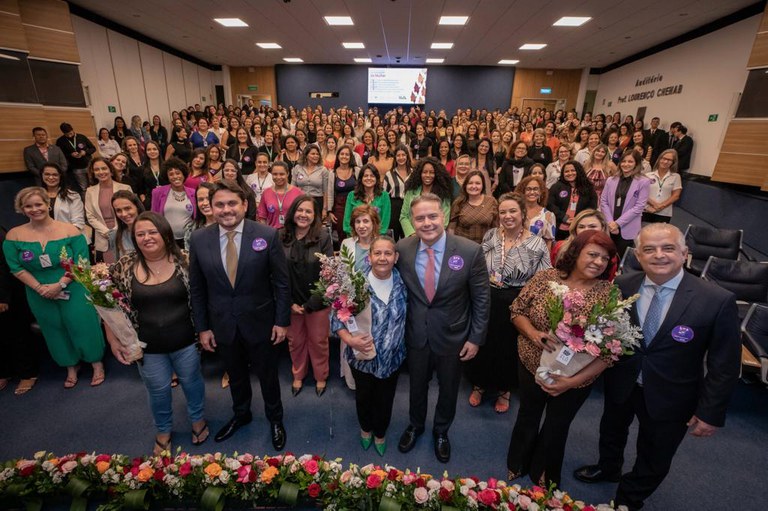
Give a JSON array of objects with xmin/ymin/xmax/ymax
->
[{"xmin": 642, "ymin": 285, "xmax": 663, "ymax": 346}]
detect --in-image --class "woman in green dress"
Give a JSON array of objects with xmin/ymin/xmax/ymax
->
[{"xmin": 2, "ymin": 187, "xmax": 105, "ymax": 388}]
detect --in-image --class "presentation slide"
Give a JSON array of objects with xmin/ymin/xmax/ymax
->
[{"xmin": 368, "ymin": 68, "xmax": 428, "ymax": 104}]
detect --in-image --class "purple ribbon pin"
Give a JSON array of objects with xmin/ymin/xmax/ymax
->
[
  {"xmin": 559, "ymin": 190, "xmax": 568, "ymax": 198},
  {"xmin": 448, "ymin": 255, "xmax": 464, "ymax": 271},
  {"xmin": 185, "ymin": 203, "xmax": 193, "ymax": 213},
  {"xmin": 252, "ymin": 238, "xmax": 268, "ymax": 251},
  {"xmin": 671, "ymin": 325, "xmax": 694, "ymax": 343},
  {"xmin": 21, "ymin": 250, "xmax": 34, "ymax": 262}
]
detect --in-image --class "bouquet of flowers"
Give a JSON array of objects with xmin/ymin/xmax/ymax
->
[
  {"xmin": 59, "ymin": 248, "xmax": 145, "ymax": 363},
  {"xmin": 537, "ymin": 282, "xmax": 642, "ymax": 385},
  {"xmin": 312, "ymin": 245, "xmax": 374, "ymax": 360}
]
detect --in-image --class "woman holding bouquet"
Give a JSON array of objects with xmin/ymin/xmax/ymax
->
[
  {"xmin": 332, "ymin": 236, "xmax": 407, "ymax": 456},
  {"xmin": 108, "ymin": 212, "xmax": 207, "ymax": 455},
  {"xmin": 506, "ymin": 230, "xmax": 617, "ymax": 487},
  {"xmin": 280, "ymin": 195, "xmax": 334, "ymax": 397},
  {"xmin": 3, "ymin": 187, "xmax": 105, "ymax": 388}
]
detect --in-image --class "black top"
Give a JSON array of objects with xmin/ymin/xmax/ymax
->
[
  {"xmin": 411, "ymin": 137, "xmax": 432, "ymax": 159},
  {"xmin": 226, "ymin": 145, "xmax": 260, "ymax": 175},
  {"xmin": 109, "ymin": 128, "xmax": 127, "ymax": 147},
  {"xmin": 171, "ymin": 141, "xmax": 192, "ymax": 163},
  {"xmin": 527, "ymin": 145, "xmax": 553, "ymax": 166},
  {"xmin": 282, "ymin": 230, "xmax": 333, "ymax": 312},
  {"xmin": 613, "ymin": 175, "xmax": 633, "ymax": 220},
  {"xmin": 131, "ymin": 274, "xmax": 194, "ymax": 354},
  {"xmin": 495, "ymin": 157, "xmax": 534, "ymax": 197},
  {"xmin": 257, "ymin": 145, "xmax": 278, "ymax": 162},
  {"xmin": 150, "ymin": 126, "xmax": 168, "ymax": 148},
  {"xmin": 123, "ymin": 156, "xmax": 145, "ymax": 194},
  {"xmin": 56, "ymin": 133, "xmax": 96, "ymax": 171},
  {"xmin": 547, "ymin": 181, "xmax": 598, "ymax": 226}
]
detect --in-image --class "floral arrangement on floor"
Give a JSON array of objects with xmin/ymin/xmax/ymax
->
[
  {"xmin": 537, "ymin": 282, "xmax": 642, "ymax": 385},
  {"xmin": 0, "ymin": 451, "xmax": 619, "ymax": 511}
]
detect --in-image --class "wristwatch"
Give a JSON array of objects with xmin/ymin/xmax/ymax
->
[{"xmin": 59, "ymin": 281, "xmax": 68, "ymax": 290}]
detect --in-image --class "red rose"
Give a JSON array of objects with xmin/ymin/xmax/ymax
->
[
  {"xmin": 130, "ymin": 466, "xmax": 139, "ymax": 477},
  {"xmin": 96, "ymin": 455, "xmax": 111, "ymax": 463},
  {"xmin": 19, "ymin": 465, "xmax": 36, "ymax": 477},
  {"xmin": 366, "ymin": 474, "xmax": 382, "ymax": 489},
  {"xmin": 266, "ymin": 457, "xmax": 280, "ymax": 467},
  {"xmin": 415, "ymin": 478, "xmax": 426, "ymax": 488},
  {"xmin": 477, "ymin": 489, "xmax": 499, "ymax": 506},
  {"xmin": 326, "ymin": 482, "xmax": 338, "ymax": 492},
  {"xmin": 132, "ymin": 457, "xmax": 142, "ymax": 467},
  {"xmin": 312, "ymin": 455, "xmax": 322, "ymax": 461},
  {"xmin": 438, "ymin": 487, "xmax": 452, "ymax": 502},
  {"xmin": 583, "ymin": 507, "xmax": 595, "ymax": 511},
  {"xmin": 387, "ymin": 469, "xmax": 399, "ymax": 481},
  {"xmin": 178, "ymin": 462, "xmax": 192, "ymax": 477},
  {"xmin": 307, "ymin": 483, "xmax": 321, "ymax": 498},
  {"xmin": 153, "ymin": 469, "xmax": 165, "ymax": 481}
]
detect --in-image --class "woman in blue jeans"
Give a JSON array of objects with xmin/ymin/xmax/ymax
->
[{"xmin": 107, "ymin": 212, "xmax": 206, "ymax": 455}]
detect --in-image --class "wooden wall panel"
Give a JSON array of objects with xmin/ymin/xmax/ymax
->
[
  {"xmin": 0, "ymin": 11, "xmax": 28, "ymax": 51},
  {"xmin": 747, "ymin": 32, "xmax": 768, "ymax": 68},
  {"xmin": 711, "ymin": 153, "xmax": 766, "ymax": 187},
  {"xmin": 43, "ymin": 107, "xmax": 96, "ymax": 141},
  {"xmin": 229, "ymin": 66, "xmax": 277, "ymax": 103},
  {"xmin": 18, "ymin": 0, "xmax": 72, "ymax": 32},
  {"xmin": 759, "ymin": 8, "xmax": 768, "ymax": 33},
  {"xmin": 0, "ymin": 0, "xmax": 21, "ymax": 14},
  {"xmin": 24, "ymin": 25, "xmax": 79, "ymax": 62},
  {"xmin": 0, "ymin": 140, "xmax": 28, "ymax": 172},
  {"xmin": 0, "ymin": 105, "xmax": 46, "ymax": 139},
  {"xmin": 719, "ymin": 121, "xmax": 768, "ymax": 154},
  {"xmin": 510, "ymin": 68, "xmax": 582, "ymax": 111}
]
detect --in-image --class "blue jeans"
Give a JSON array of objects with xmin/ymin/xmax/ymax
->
[{"xmin": 137, "ymin": 343, "xmax": 205, "ymax": 433}]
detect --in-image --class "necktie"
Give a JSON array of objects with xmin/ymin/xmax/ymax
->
[
  {"xmin": 642, "ymin": 285, "xmax": 663, "ymax": 346},
  {"xmin": 225, "ymin": 231, "xmax": 238, "ymax": 287},
  {"xmin": 424, "ymin": 248, "xmax": 436, "ymax": 302}
]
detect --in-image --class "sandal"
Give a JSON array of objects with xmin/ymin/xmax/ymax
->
[
  {"xmin": 191, "ymin": 422, "xmax": 209, "ymax": 445},
  {"xmin": 65, "ymin": 365, "xmax": 80, "ymax": 389},
  {"xmin": 0, "ymin": 378, "xmax": 8, "ymax": 391},
  {"xmin": 153, "ymin": 436, "xmax": 172, "ymax": 456},
  {"xmin": 221, "ymin": 372, "xmax": 229, "ymax": 389},
  {"xmin": 171, "ymin": 374, "xmax": 179, "ymax": 388},
  {"xmin": 15, "ymin": 378, "xmax": 37, "ymax": 395},
  {"xmin": 494, "ymin": 391, "xmax": 511, "ymax": 414},
  {"xmin": 508, "ymin": 469, "xmax": 521, "ymax": 481},
  {"xmin": 469, "ymin": 386, "xmax": 484, "ymax": 407},
  {"xmin": 91, "ymin": 370, "xmax": 105, "ymax": 387}
]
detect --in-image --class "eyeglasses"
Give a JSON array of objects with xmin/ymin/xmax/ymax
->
[{"xmin": 524, "ymin": 187, "xmax": 540, "ymax": 193}]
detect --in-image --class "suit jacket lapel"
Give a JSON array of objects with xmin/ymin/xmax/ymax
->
[
  {"xmin": 435, "ymin": 235, "xmax": 456, "ymax": 296},
  {"xmin": 234, "ymin": 221, "xmax": 252, "ymax": 289},
  {"xmin": 648, "ymin": 273, "xmax": 695, "ymax": 348},
  {"xmin": 207, "ymin": 225, "xmax": 230, "ymax": 286}
]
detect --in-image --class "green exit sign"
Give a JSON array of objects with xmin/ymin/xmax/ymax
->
[
  {"xmin": 708, "ymin": 114, "xmax": 718, "ymax": 122},
  {"xmin": 248, "ymin": 85, "xmax": 258, "ymax": 91},
  {"xmin": 108, "ymin": 106, "xmax": 116, "ymax": 113}
]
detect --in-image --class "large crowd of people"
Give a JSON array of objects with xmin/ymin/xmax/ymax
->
[{"xmin": 2, "ymin": 102, "xmax": 737, "ymax": 511}]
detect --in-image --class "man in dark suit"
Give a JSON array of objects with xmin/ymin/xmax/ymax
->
[
  {"xmin": 642, "ymin": 117, "xmax": 667, "ymax": 166},
  {"xmin": 574, "ymin": 223, "xmax": 740, "ymax": 511},
  {"xmin": 671, "ymin": 125, "xmax": 694, "ymax": 174},
  {"xmin": 55, "ymin": 122, "xmax": 96, "ymax": 192},
  {"xmin": 189, "ymin": 181, "xmax": 291, "ymax": 449},
  {"xmin": 396, "ymin": 193, "xmax": 490, "ymax": 463},
  {"xmin": 23, "ymin": 127, "xmax": 68, "ymax": 186}
]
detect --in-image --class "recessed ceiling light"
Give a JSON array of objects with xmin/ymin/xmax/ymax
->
[
  {"xmin": 498, "ymin": 59, "xmax": 519, "ymax": 65},
  {"xmin": 431, "ymin": 42, "xmax": 454, "ymax": 49},
  {"xmin": 214, "ymin": 18, "xmax": 248, "ymax": 27},
  {"xmin": 354, "ymin": 57, "xmax": 372, "ymax": 63},
  {"xmin": 439, "ymin": 16, "xmax": 469, "ymax": 25},
  {"xmin": 343, "ymin": 42, "xmax": 365, "ymax": 49},
  {"xmin": 426, "ymin": 58, "xmax": 445, "ymax": 63},
  {"xmin": 256, "ymin": 42, "xmax": 282, "ymax": 49},
  {"xmin": 283, "ymin": 57, "xmax": 303, "ymax": 63},
  {"xmin": 553, "ymin": 16, "xmax": 591, "ymax": 27},
  {"xmin": 324, "ymin": 16, "xmax": 354, "ymax": 26},
  {"xmin": 520, "ymin": 43, "xmax": 547, "ymax": 50}
]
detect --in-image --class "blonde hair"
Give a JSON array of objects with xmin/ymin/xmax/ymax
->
[{"xmin": 14, "ymin": 186, "xmax": 49, "ymax": 213}]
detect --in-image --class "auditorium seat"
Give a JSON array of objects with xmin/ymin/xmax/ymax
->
[
  {"xmin": 683, "ymin": 225, "xmax": 743, "ymax": 276},
  {"xmin": 701, "ymin": 256, "xmax": 768, "ymax": 319},
  {"xmin": 741, "ymin": 303, "xmax": 768, "ymax": 385},
  {"xmin": 619, "ymin": 246, "xmax": 643, "ymax": 275}
]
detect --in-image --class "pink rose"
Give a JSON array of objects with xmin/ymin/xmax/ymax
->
[
  {"xmin": 517, "ymin": 495, "xmax": 532, "ymax": 508},
  {"xmin": 61, "ymin": 461, "xmax": 78, "ymax": 474},
  {"xmin": 585, "ymin": 342, "xmax": 601, "ymax": 357},
  {"xmin": 413, "ymin": 487, "xmax": 429, "ymax": 504},
  {"xmin": 237, "ymin": 453, "xmax": 254, "ymax": 464},
  {"xmin": 366, "ymin": 474, "xmax": 382, "ymax": 489},
  {"xmin": 178, "ymin": 462, "xmax": 192, "ymax": 477},
  {"xmin": 477, "ymin": 489, "xmax": 499, "ymax": 506},
  {"xmin": 303, "ymin": 459, "xmax": 319, "ymax": 475}
]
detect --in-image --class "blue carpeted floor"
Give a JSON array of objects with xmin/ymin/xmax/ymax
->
[{"xmin": 1, "ymin": 340, "xmax": 766, "ymax": 511}]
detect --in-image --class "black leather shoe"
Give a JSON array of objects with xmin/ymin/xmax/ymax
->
[
  {"xmin": 214, "ymin": 416, "xmax": 252, "ymax": 443},
  {"xmin": 397, "ymin": 426, "xmax": 423, "ymax": 453},
  {"xmin": 434, "ymin": 432, "xmax": 451, "ymax": 463},
  {"xmin": 573, "ymin": 464, "xmax": 621, "ymax": 483},
  {"xmin": 271, "ymin": 422, "xmax": 286, "ymax": 451}
]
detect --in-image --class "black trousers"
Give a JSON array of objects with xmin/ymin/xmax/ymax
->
[
  {"xmin": 599, "ymin": 385, "xmax": 688, "ymax": 511},
  {"xmin": 507, "ymin": 361, "xmax": 592, "ymax": 487},
  {"xmin": 219, "ymin": 327, "xmax": 283, "ymax": 424},
  {"xmin": 389, "ymin": 198, "xmax": 405, "ymax": 241},
  {"xmin": 0, "ymin": 294, "xmax": 39, "ymax": 380},
  {"xmin": 351, "ymin": 367, "xmax": 399, "ymax": 438},
  {"xmin": 611, "ymin": 234, "xmax": 633, "ymax": 262},
  {"xmin": 407, "ymin": 343, "xmax": 462, "ymax": 435},
  {"xmin": 641, "ymin": 212, "xmax": 671, "ymax": 224}
]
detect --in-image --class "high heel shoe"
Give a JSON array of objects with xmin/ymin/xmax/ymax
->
[
  {"xmin": 374, "ymin": 439, "xmax": 387, "ymax": 457},
  {"xmin": 360, "ymin": 435, "xmax": 372, "ymax": 451},
  {"xmin": 316, "ymin": 382, "xmax": 327, "ymax": 397}
]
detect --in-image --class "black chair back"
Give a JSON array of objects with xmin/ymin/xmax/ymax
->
[
  {"xmin": 741, "ymin": 303, "xmax": 768, "ymax": 383},
  {"xmin": 619, "ymin": 246, "xmax": 643, "ymax": 274},
  {"xmin": 701, "ymin": 256, "xmax": 768, "ymax": 304},
  {"xmin": 684, "ymin": 224, "xmax": 742, "ymax": 276}
]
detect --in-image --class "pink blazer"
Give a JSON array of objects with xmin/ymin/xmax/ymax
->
[
  {"xmin": 151, "ymin": 185, "xmax": 197, "ymax": 219},
  {"xmin": 599, "ymin": 175, "xmax": 650, "ymax": 240}
]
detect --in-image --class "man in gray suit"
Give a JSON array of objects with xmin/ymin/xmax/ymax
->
[
  {"xmin": 23, "ymin": 127, "xmax": 67, "ymax": 186},
  {"xmin": 396, "ymin": 193, "xmax": 490, "ymax": 462}
]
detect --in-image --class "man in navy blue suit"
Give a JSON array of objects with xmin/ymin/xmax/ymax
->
[
  {"xmin": 574, "ymin": 223, "xmax": 740, "ymax": 510},
  {"xmin": 189, "ymin": 181, "xmax": 291, "ymax": 449}
]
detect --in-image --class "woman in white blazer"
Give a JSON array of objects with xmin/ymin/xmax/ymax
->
[
  {"xmin": 84, "ymin": 157, "xmax": 131, "ymax": 263},
  {"xmin": 41, "ymin": 162, "xmax": 85, "ymax": 231}
]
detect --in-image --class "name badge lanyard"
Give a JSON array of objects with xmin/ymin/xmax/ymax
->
[
  {"xmin": 67, "ymin": 135, "xmax": 78, "ymax": 152},
  {"xmin": 656, "ymin": 173, "xmax": 670, "ymax": 199},
  {"xmin": 276, "ymin": 189, "xmax": 287, "ymax": 223}
]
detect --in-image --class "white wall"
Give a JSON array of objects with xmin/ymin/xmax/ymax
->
[
  {"xmin": 593, "ymin": 15, "xmax": 760, "ymax": 176},
  {"xmin": 71, "ymin": 15, "xmax": 223, "ymax": 133}
]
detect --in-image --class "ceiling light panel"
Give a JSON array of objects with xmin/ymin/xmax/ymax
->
[
  {"xmin": 553, "ymin": 16, "xmax": 592, "ymax": 27},
  {"xmin": 520, "ymin": 43, "xmax": 547, "ymax": 50},
  {"xmin": 214, "ymin": 18, "xmax": 248, "ymax": 27},
  {"xmin": 439, "ymin": 16, "xmax": 469, "ymax": 25},
  {"xmin": 431, "ymin": 42, "xmax": 454, "ymax": 49},
  {"xmin": 324, "ymin": 16, "xmax": 354, "ymax": 25},
  {"xmin": 498, "ymin": 59, "xmax": 519, "ymax": 65},
  {"xmin": 426, "ymin": 58, "xmax": 445, "ymax": 63},
  {"xmin": 283, "ymin": 57, "xmax": 303, "ymax": 63},
  {"xmin": 354, "ymin": 58, "xmax": 372, "ymax": 63},
  {"xmin": 343, "ymin": 42, "xmax": 365, "ymax": 49},
  {"xmin": 256, "ymin": 43, "xmax": 282, "ymax": 49}
]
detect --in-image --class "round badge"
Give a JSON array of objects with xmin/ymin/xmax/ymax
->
[
  {"xmin": 252, "ymin": 238, "xmax": 268, "ymax": 251},
  {"xmin": 77, "ymin": 143, "xmax": 84, "ymax": 149},
  {"xmin": 297, "ymin": 174, "xmax": 305, "ymax": 181},
  {"xmin": 448, "ymin": 255, "xmax": 464, "ymax": 271},
  {"xmin": 650, "ymin": 179, "xmax": 656, "ymax": 184},
  {"xmin": 185, "ymin": 203, "xmax": 193, "ymax": 213},
  {"xmin": 267, "ymin": 204, "xmax": 275, "ymax": 213},
  {"xmin": 671, "ymin": 325, "xmax": 694, "ymax": 343},
  {"xmin": 633, "ymin": 190, "xmax": 639, "ymax": 198},
  {"xmin": 559, "ymin": 190, "xmax": 568, "ymax": 198},
  {"xmin": 243, "ymin": 156, "xmax": 251, "ymax": 162},
  {"xmin": 21, "ymin": 250, "xmax": 34, "ymax": 262}
]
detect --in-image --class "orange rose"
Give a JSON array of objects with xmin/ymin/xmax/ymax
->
[
  {"xmin": 137, "ymin": 467, "xmax": 154, "ymax": 482},
  {"xmin": 48, "ymin": 458, "xmax": 60, "ymax": 466},
  {"xmin": 260, "ymin": 466, "xmax": 279, "ymax": 484},
  {"xmin": 96, "ymin": 461, "xmax": 110, "ymax": 474},
  {"xmin": 204, "ymin": 463, "xmax": 222, "ymax": 478}
]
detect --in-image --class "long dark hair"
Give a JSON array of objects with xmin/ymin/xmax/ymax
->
[
  {"xmin": 559, "ymin": 160, "xmax": 594, "ymax": 197},
  {"xmin": 41, "ymin": 162, "xmax": 76, "ymax": 199},
  {"xmin": 405, "ymin": 157, "xmax": 453, "ymax": 203},
  {"xmin": 280, "ymin": 194, "xmax": 323, "ymax": 245},
  {"xmin": 131, "ymin": 211, "xmax": 184, "ymax": 283},
  {"xmin": 194, "ymin": 182, "xmax": 217, "ymax": 229},
  {"xmin": 452, "ymin": 170, "xmax": 487, "ymax": 212},
  {"xmin": 112, "ymin": 190, "xmax": 145, "ymax": 256},
  {"xmin": 353, "ymin": 164, "xmax": 383, "ymax": 201}
]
